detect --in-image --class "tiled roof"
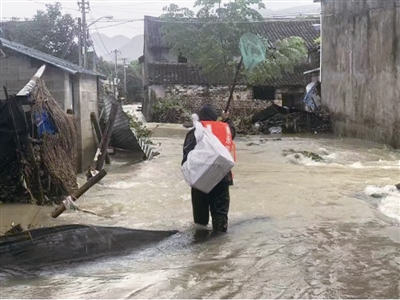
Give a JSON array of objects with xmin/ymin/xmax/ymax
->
[
  {"xmin": 1, "ymin": 38, "xmax": 106, "ymax": 78},
  {"xmin": 147, "ymin": 62, "xmax": 313, "ymax": 86},
  {"xmin": 144, "ymin": 16, "xmax": 320, "ymax": 50}
]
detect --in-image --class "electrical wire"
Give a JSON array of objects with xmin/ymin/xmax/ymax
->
[
  {"xmin": 92, "ymin": 20, "xmax": 143, "ymax": 29},
  {"xmin": 88, "ymin": 11, "xmax": 115, "ymax": 61}
]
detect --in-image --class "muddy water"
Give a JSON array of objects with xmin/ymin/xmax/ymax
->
[{"xmin": 1, "ymin": 134, "xmax": 399, "ymax": 299}]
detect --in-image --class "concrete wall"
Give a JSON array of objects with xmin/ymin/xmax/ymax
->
[
  {"xmin": 321, "ymin": 0, "xmax": 400, "ymax": 148},
  {"xmin": 73, "ymin": 74, "xmax": 99, "ymax": 173},
  {"xmin": 0, "ymin": 50, "xmax": 69, "ymax": 109}
]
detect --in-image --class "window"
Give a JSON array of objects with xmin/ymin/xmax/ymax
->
[
  {"xmin": 252, "ymin": 86, "xmax": 275, "ymax": 100},
  {"xmin": 178, "ymin": 54, "xmax": 187, "ymax": 63}
]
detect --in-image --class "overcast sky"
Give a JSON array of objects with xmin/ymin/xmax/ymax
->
[{"xmin": 1, "ymin": 0, "xmax": 319, "ymax": 38}]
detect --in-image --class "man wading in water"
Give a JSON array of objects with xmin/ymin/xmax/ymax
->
[{"xmin": 182, "ymin": 104, "xmax": 236, "ymax": 232}]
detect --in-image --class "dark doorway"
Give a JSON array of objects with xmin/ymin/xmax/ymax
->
[
  {"xmin": 252, "ymin": 86, "xmax": 275, "ymax": 100},
  {"xmin": 282, "ymin": 93, "xmax": 304, "ymax": 110}
]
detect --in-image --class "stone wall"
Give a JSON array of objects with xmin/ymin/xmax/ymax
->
[
  {"xmin": 321, "ymin": 0, "xmax": 400, "ymax": 148},
  {"xmin": 144, "ymin": 84, "xmax": 274, "ymax": 121},
  {"xmin": 71, "ymin": 74, "xmax": 99, "ymax": 173},
  {"xmin": 0, "ymin": 51, "xmax": 69, "ymax": 109}
]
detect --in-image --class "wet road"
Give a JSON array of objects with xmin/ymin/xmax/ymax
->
[{"xmin": 1, "ymin": 134, "xmax": 399, "ymax": 298}]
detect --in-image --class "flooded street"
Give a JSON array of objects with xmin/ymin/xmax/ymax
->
[{"xmin": 1, "ymin": 133, "xmax": 400, "ymax": 299}]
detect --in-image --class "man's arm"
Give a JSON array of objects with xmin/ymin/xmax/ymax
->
[{"xmin": 182, "ymin": 129, "xmax": 196, "ymax": 165}]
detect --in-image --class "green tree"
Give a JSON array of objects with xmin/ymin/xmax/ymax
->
[
  {"xmin": 160, "ymin": 0, "xmax": 308, "ymax": 85},
  {"xmin": 96, "ymin": 57, "xmax": 142, "ymax": 103},
  {"xmin": 3, "ymin": 3, "xmax": 79, "ymax": 64},
  {"xmin": 126, "ymin": 60, "xmax": 143, "ymax": 103}
]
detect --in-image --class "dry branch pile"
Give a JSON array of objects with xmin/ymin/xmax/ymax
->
[{"xmin": 30, "ymin": 79, "xmax": 78, "ymax": 203}]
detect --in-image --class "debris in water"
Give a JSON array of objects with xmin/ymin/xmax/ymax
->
[
  {"xmin": 282, "ymin": 149, "xmax": 324, "ymax": 162},
  {"xmin": 269, "ymin": 126, "xmax": 282, "ymax": 134},
  {"xmin": 5, "ymin": 223, "xmax": 24, "ymax": 235}
]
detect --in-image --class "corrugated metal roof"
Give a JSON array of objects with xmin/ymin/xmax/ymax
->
[
  {"xmin": 0, "ymin": 37, "xmax": 106, "ymax": 78},
  {"xmin": 103, "ymin": 95, "xmax": 143, "ymax": 153}
]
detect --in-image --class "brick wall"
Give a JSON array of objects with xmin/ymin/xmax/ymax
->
[
  {"xmin": 0, "ymin": 51, "xmax": 69, "ymax": 109},
  {"xmin": 72, "ymin": 74, "xmax": 99, "ymax": 173}
]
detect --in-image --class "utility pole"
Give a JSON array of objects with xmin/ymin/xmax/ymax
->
[
  {"xmin": 78, "ymin": 0, "xmax": 90, "ymax": 69},
  {"xmin": 93, "ymin": 52, "xmax": 97, "ymax": 72},
  {"xmin": 112, "ymin": 49, "xmax": 120, "ymax": 97},
  {"xmin": 78, "ymin": 17, "xmax": 82, "ymax": 67},
  {"xmin": 122, "ymin": 58, "xmax": 127, "ymax": 99}
]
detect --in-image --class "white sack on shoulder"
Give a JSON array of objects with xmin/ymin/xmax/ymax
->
[{"xmin": 181, "ymin": 114, "xmax": 235, "ymax": 194}]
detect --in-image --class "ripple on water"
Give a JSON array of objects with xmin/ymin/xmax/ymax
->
[{"xmin": 363, "ymin": 185, "xmax": 400, "ymax": 223}]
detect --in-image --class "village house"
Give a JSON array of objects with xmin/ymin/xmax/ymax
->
[
  {"xmin": 0, "ymin": 37, "xmax": 106, "ymax": 172},
  {"xmin": 140, "ymin": 16, "xmax": 320, "ymax": 121},
  {"xmin": 316, "ymin": 0, "xmax": 400, "ymax": 148}
]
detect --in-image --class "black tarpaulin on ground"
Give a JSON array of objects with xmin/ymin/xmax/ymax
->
[{"xmin": 0, "ymin": 224, "xmax": 178, "ymax": 272}]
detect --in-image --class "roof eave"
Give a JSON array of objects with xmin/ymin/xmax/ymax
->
[
  {"xmin": 303, "ymin": 67, "xmax": 320, "ymax": 75},
  {"xmin": 2, "ymin": 38, "xmax": 105, "ymax": 78}
]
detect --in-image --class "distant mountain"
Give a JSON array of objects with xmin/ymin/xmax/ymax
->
[
  {"xmin": 91, "ymin": 33, "xmax": 143, "ymax": 62},
  {"xmin": 119, "ymin": 35, "xmax": 144, "ymax": 62}
]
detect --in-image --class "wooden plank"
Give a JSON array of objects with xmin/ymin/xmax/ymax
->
[
  {"xmin": 94, "ymin": 102, "xmax": 118, "ymax": 171},
  {"xmin": 51, "ymin": 169, "xmax": 107, "ymax": 218},
  {"xmin": 90, "ymin": 112, "xmax": 110, "ymax": 165}
]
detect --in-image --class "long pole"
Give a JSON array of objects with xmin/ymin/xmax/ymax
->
[
  {"xmin": 81, "ymin": 0, "xmax": 88, "ymax": 69},
  {"xmin": 122, "ymin": 58, "xmax": 127, "ymax": 98},
  {"xmin": 78, "ymin": 18, "xmax": 82, "ymax": 67},
  {"xmin": 225, "ymin": 56, "xmax": 243, "ymax": 113},
  {"xmin": 113, "ymin": 49, "xmax": 119, "ymax": 97}
]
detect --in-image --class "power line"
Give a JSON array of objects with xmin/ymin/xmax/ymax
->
[
  {"xmin": 93, "ymin": 20, "xmax": 143, "ymax": 29},
  {"xmin": 88, "ymin": 11, "xmax": 114, "ymax": 62}
]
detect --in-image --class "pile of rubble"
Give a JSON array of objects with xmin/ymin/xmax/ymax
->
[{"xmin": 252, "ymin": 103, "xmax": 332, "ymax": 134}]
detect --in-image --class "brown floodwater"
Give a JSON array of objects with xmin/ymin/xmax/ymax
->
[{"xmin": 1, "ymin": 133, "xmax": 399, "ymax": 299}]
